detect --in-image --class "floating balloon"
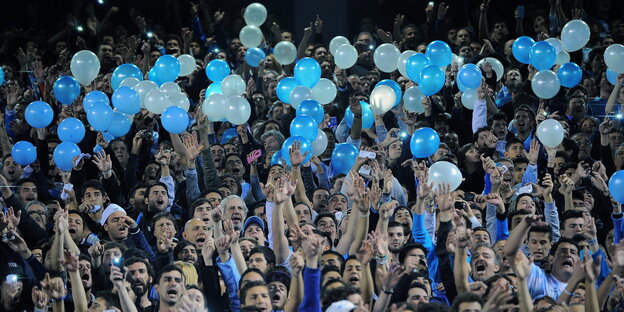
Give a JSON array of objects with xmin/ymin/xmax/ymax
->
[
  {"xmin": 25, "ymin": 101, "xmax": 53, "ymax": 128},
  {"xmin": 607, "ymin": 69, "xmax": 622, "ymax": 86},
  {"xmin": 244, "ymin": 3, "xmax": 267, "ymax": 26},
  {"xmin": 11, "ymin": 141, "xmax": 36, "ymax": 165},
  {"xmin": 537, "ymin": 119, "xmax": 564, "ymax": 148},
  {"xmin": 221, "ymin": 75, "xmax": 246, "ymax": 96},
  {"xmin": 558, "ymin": 62, "xmax": 582, "ymax": 88},
  {"xmin": 456, "ymin": 76, "xmax": 468, "ymax": 92},
  {"xmin": 289, "ymin": 86, "xmax": 313, "ymax": 109},
  {"xmin": 58, "ymin": 117, "xmax": 85, "ymax": 143},
  {"xmin": 410, "ymin": 127, "xmax": 440, "ymax": 158},
  {"xmin": 226, "ymin": 96, "xmax": 251, "ymax": 124},
  {"xmin": 375, "ymin": 79, "xmax": 402, "ymax": 106},
  {"xmin": 290, "ymin": 116, "xmax": 318, "ymax": 142},
  {"xmin": 458, "ymin": 64, "xmax": 482, "ymax": 89},
  {"xmin": 529, "ymin": 41, "xmax": 556, "ymax": 70},
  {"xmin": 276, "ymin": 77, "xmax": 297, "ymax": 103},
  {"xmin": 53, "ymin": 142, "xmax": 81, "ymax": 171},
  {"xmin": 133, "ymin": 80, "xmax": 158, "ymax": 107},
  {"xmin": 86, "ymin": 101, "xmax": 114, "ymax": 131},
  {"xmin": 512, "ymin": 36, "xmax": 535, "ymax": 64},
  {"xmin": 345, "ymin": 101, "xmax": 374, "ymax": 129},
  {"xmin": 154, "ymin": 55, "xmax": 181, "ymax": 83},
  {"xmin": 246, "ymin": 47, "xmax": 266, "ymax": 67},
  {"xmin": 605, "ymin": 44, "xmax": 624, "ymax": 74},
  {"xmin": 240, "ymin": 25, "xmax": 263, "ymax": 47},
  {"xmin": 609, "ymin": 170, "xmax": 624, "ymax": 204},
  {"xmin": 406, "ymin": 53, "xmax": 431, "ymax": 82},
  {"xmin": 148, "ymin": 67, "xmax": 163, "ymax": 86},
  {"xmin": 202, "ymin": 94, "xmax": 228, "ymax": 122},
  {"xmin": 294, "ymin": 58, "xmax": 321, "ymax": 88},
  {"xmin": 112, "ymin": 86, "xmax": 140, "ymax": 114},
  {"xmin": 545, "ymin": 38, "xmax": 564, "ymax": 53},
  {"xmin": 555, "ymin": 51, "xmax": 570, "ymax": 65},
  {"xmin": 297, "ymin": 100, "xmax": 325, "ymax": 124},
  {"xmin": 71, "ymin": 50, "xmax": 100, "ymax": 85},
  {"xmin": 205, "ymin": 59, "xmax": 230, "ymax": 82},
  {"xmin": 561, "ymin": 19, "xmax": 590, "ymax": 52},
  {"xmin": 144, "ymin": 89, "xmax": 169, "ymax": 114},
  {"xmin": 369, "ymin": 85, "xmax": 396, "ymax": 115},
  {"xmin": 403, "ymin": 86, "xmax": 425, "ymax": 113},
  {"xmin": 111, "ymin": 64, "xmax": 142, "ymax": 90},
  {"xmin": 178, "ymin": 54, "xmax": 196, "ymax": 76},
  {"xmin": 107, "ymin": 112, "xmax": 132, "ymax": 137},
  {"xmin": 311, "ymin": 78, "xmax": 337, "ymax": 104},
  {"xmin": 419, "ymin": 65, "xmax": 445, "ymax": 96},
  {"xmin": 120, "ymin": 77, "xmax": 141, "ymax": 88},
  {"xmin": 274, "ymin": 41, "xmax": 297, "ymax": 65},
  {"xmin": 281, "ymin": 136, "xmax": 312, "ymax": 165},
  {"xmin": 84, "ymin": 90, "xmax": 110, "ymax": 112},
  {"xmin": 374, "ymin": 43, "xmax": 401, "ymax": 72},
  {"xmin": 426, "ymin": 40, "xmax": 452, "ymax": 67},
  {"xmin": 329, "ymin": 36, "xmax": 350, "ymax": 56},
  {"xmin": 397, "ymin": 50, "xmax": 417, "ymax": 78},
  {"xmin": 331, "ymin": 143, "xmax": 358, "ymax": 175},
  {"xmin": 53, "ymin": 76, "xmax": 81, "ymax": 105},
  {"xmin": 206, "ymin": 82, "xmax": 222, "ymax": 97},
  {"xmin": 461, "ymin": 88, "xmax": 478, "ymax": 110},
  {"xmin": 162, "ymin": 106, "xmax": 189, "ymax": 134},
  {"xmin": 168, "ymin": 93, "xmax": 190, "ymax": 111},
  {"xmin": 334, "ymin": 44, "xmax": 358, "ymax": 69},
  {"xmin": 160, "ymin": 81, "xmax": 182, "ymax": 97},
  {"xmin": 311, "ymin": 129, "xmax": 328, "ymax": 157},
  {"xmin": 531, "ymin": 70, "xmax": 561, "ymax": 99},
  {"xmin": 427, "ymin": 161, "xmax": 462, "ymax": 191}
]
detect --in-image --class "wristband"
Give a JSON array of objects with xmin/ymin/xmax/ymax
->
[
  {"xmin": 382, "ymin": 287, "xmax": 394, "ymax": 294},
  {"xmin": 563, "ymin": 288, "xmax": 573, "ymax": 296}
]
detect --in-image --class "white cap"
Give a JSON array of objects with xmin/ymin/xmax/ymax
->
[
  {"xmin": 326, "ymin": 300, "xmax": 356, "ymax": 312},
  {"xmin": 100, "ymin": 204, "xmax": 126, "ymax": 225}
]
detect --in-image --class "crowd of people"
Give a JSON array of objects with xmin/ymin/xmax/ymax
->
[{"xmin": 1, "ymin": 0, "xmax": 624, "ymax": 312}]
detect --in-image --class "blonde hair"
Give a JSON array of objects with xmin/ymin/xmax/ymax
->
[{"xmin": 174, "ymin": 261, "xmax": 199, "ymax": 287}]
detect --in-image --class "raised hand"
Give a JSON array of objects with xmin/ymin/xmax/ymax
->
[
  {"xmin": 5, "ymin": 207, "xmax": 21, "ymax": 231},
  {"xmin": 524, "ymin": 140, "xmax": 540, "ymax": 165},
  {"xmin": 512, "ymin": 251, "xmax": 531, "ymax": 279},
  {"xmin": 31, "ymin": 285, "xmax": 49, "ymax": 310},
  {"xmin": 434, "ymin": 183, "xmax": 453, "ymax": 212},
  {"xmin": 274, "ymin": 177, "xmax": 296, "ymax": 204},
  {"xmin": 62, "ymin": 249, "xmax": 79, "ymax": 272},
  {"xmin": 368, "ymin": 230, "xmax": 389, "ymax": 257},
  {"xmin": 356, "ymin": 240, "xmax": 373, "ymax": 265},
  {"xmin": 417, "ymin": 172, "xmax": 434, "ymax": 200},
  {"xmin": 155, "ymin": 146, "xmax": 172, "ymax": 166},
  {"xmin": 92, "ymin": 150, "xmax": 113, "ymax": 174},
  {"xmin": 380, "ymin": 263, "xmax": 406, "ymax": 292},
  {"xmin": 183, "ymin": 132, "xmax": 204, "ymax": 165},
  {"xmin": 40, "ymin": 273, "xmax": 66, "ymax": 300},
  {"xmin": 313, "ymin": 15, "xmax": 323, "ymax": 33},
  {"xmin": 379, "ymin": 201, "xmax": 397, "ymax": 220},
  {"xmin": 289, "ymin": 251, "xmax": 305, "ymax": 275},
  {"xmin": 202, "ymin": 237, "xmax": 216, "ymax": 264},
  {"xmin": 289, "ymin": 140, "xmax": 309, "ymax": 166}
]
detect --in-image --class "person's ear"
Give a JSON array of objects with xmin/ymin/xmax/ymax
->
[
  {"xmin": 548, "ymin": 254, "xmax": 554, "ymax": 264},
  {"xmin": 103, "ymin": 222, "xmax": 109, "ymax": 232},
  {"xmin": 144, "ymin": 197, "xmax": 149, "ymax": 206}
]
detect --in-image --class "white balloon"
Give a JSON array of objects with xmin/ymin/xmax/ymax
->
[
  {"xmin": 335, "ymin": 44, "xmax": 358, "ymax": 69},
  {"xmin": 605, "ymin": 44, "xmax": 624, "ymax": 74},
  {"xmin": 133, "ymin": 80, "xmax": 158, "ymax": 108},
  {"xmin": 477, "ymin": 57, "xmax": 504, "ymax": 82},
  {"xmin": 374, "ymin": 43, "xmax": 401, "ymax": 73},
  {"xmin": 451, "ymin": 53, "xmax": 464, "ymax": 68},
  {"xmin": 397, "ymin": 50, "xmax": 416, "ymax": 78},
  {"xmin": 537, "ymin": 119, "xmax": 564, "ymax": 148},
  {"xmin": 240, "ymin": 25, "xmax": 263, "ymax": 47},
  {"xmin": 555, "ymin": 51, "xmax": 570, "ymax": 65},
  {"xmin": 461, "ymin": 88, "xmax": 478, "ymax": 110},
  {"xmin": 329, "ymin": 36, "xmax": 350, "ymax": 56},
  {"xmin": 226, "ymin": 96, "xmax": 251, "ymax": 124},
  {"xmin": 244, "ymin": 3, "xmax": 267, "ymax": 26},
  {"xmin": 311, "ymin": 78, "xmax": 337, "ymax": 105},
  {"xmin": 144, "ymin": 89, "xmax": 168, "ymax": 114},
  {"xmin": 160, "ymin": 82, "xmax": 182, "ymax": 97},
  {"xmin": 70, "ymin": 50, "xmax": 100, "ymax": 86},
  {"xmin": 168, "ymin": 92, "xmax": 190, "ymax": 111},
  {"xmin": 274, "ymin": 41, "xmax": 297, "ymax": 65},
  {"xmin": 545, "ymin": 38, "xmax": 564, "ymax": 53},
  {"xmin": 120, "ymin": 77, "xmax": 140, "ymax": 88},
  {"xmin": 177, "ymin": 54, "xmax": 196, "ymax": 76},
  {"xmin": 221, "ymin": 75, "xmax": 246, "ymax": 96},
  {"xmin": 289, "ymin": 86, "xmax": 313, "ymax": 109},
  {"xmin": 403, "ymin": 86, "xmax": 424, "ymax": 113},
  {"xmin": 311, "ymin": 129, "xmax": 328, "ymax": 157},
  {"xmin": 561, "ymin": 19, "xmax": 590, "ymax": 52},
  {"xmin": 202, "ymin": 94, "xmax": 228, "ymax": 121},
  {"xmin": 369, "ymin": 85, "xmax": 396, "ymax": 115},
  {"xmin": 427, "ymin": 161, "xmax": 463, "ymax": 191},
  {"xmin": 531, "ymin": 70, "xmax": 561, "ymax": 99}
]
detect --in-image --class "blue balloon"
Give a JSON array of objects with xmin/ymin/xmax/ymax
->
[
  {"xmin": 86, "ymin": 101, "xmax": 114, "ymax": 131},
  {"xmin": 529, "ymin": 41, "xmax": 556, "ymax": 71},
  {"xmin": 607, "ymin": 69, "xmax": 621, "ymax": 86},
  {"xmin": 345, "ymin": 101, "xmax": 374, "ymax": 129},
  {"xmin": 410, "ymin": 127, "xmax": 440, "ymax": 158},
  {"xmin": 220, "ymin": 128, "xmax": 239, "ymax": 144},
  {"xmin": 246, "ymin": 47, "xmax": 266, "ymax": 67},
  {"xmin": 456, "ymin": 76, "xmax": 468, "ymax": 92},
  {"xmin": 406, "ymin": 53, "xmax": 432, "ymax": 83},
  {"xmin": 331, "ymin": 143, "xmax": 359, "ymax": 175},
  {"xmin": 297, "ymin": 100, "xmax": 325, "ymax": 124},
  {"xmin": 458, "ymin": 64, "xmax": 482, "ymax": 89},
  {"xmin": 290, "ymin": 116, "xmax": 318, "ymax": 142},
  {"xmin": 112, "ymin": 86, "xmax": 141, "ymax": 114},
  {"xmin": 294, "ymin": 58, "xmax": 321, "ymax": 88},
  {"xmin": 512, "ymin": 36, "xmax": 536, "ymax": 64},
  {"xmin": 376, "ymin": 79, "xmax": 402, "ymax": 106},
  {"xmin": 25, "ymin": 101, "xmax": 53, "ymax": 128},
  {"xmin": 610, "ymin": 170, "xmax": 624, "ymax": 203},
  {"xmin": 162, "ymin": 106, "xmax": 189, "ymax": 134},
  {"xmin": 53, "ymin": 76, "xmax": 81, "ymax": 105},
  {"xmin": 58, "ymin": 118, "xmax": 85, "ymax": 143},
  {"xmin": 281, "ymin": 136, "xmax": 312, "ymax": 165},
  {"xmin": 270, "ymin": 150, "xmax": 283, "ymax": 166},
  {"xmin": 419, "ymin": 65, "xmax": 445, "ymax": 96},
  {"xmin": 206, "ymin": 59, "xmax": 230, "ymax": 82},
  {"xmin": 557, "ymin": 62, "xmax": 583, "ymax": 88},
  {"xmin": 154, "ymin": 55, "xmax": 180, "ymax": 83},
  {"xmin": 276, "ymin": 77, "xmax": 297, "ymax": 103},
  {"xmin": 11, "ymin": 141, "xmax": 36, "ymax": 165},
  {"xmin": 206, "ymin": 82, "xmax": 223, "ymax": 96},
  {"xmin": 111, "ymin": 64, "xmax": 143, "ymax": 90},
  {"xmin": 84, "ymin": 91, "xmax": 109, "ymax": 111},
  {"xmin": 148, "ymin": 67, "xmax": 164, "ymax": 86},
  {"xmin": 426, "ymin": 40, "xmax": 452, "ymax": 67},
  {"xmin": 107, "ymin": 112, "xmax": 132, "ymax": 138},
  {"xmin": 53, "ymin": 142, "xmax": 81, "ymax": 171},
  {"xmin": 0, "ymin": 66, "xmax": 4, "ymax": 85}
]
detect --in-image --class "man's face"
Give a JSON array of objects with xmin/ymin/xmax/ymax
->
[
  {"xmin": 111, "ymin": 141, "xmax": 129, "ymax": 165},
  {"xmin": 247, "ymin": 252, "xmax": 269, "ymax": 274},
  {"xmin": 145, "ymin": 185, "xmax": 169, "ymax": 213},
  {"xmin": 388, "ymin": 141, "xmax": 403, "ymax": 159},
  {"xmin": 387, "ymin": 226, "xmax": 406, "ymax": 253},
  {"xmin": 568, "ymin": 98, "xmax": 586, "ymax": 120},
  {"xmin": 476, "ymin": 130, "xmax": 495, "ymax": 149},
  {"xmin": 131, "ymin": 187, "xmax": 147, "ymax": 210},
  {"xmin": 294, "ymin": 204, "xmax": 312, "ymax": 226},
  {"xmin": 506, "ymin": 70, "xmax": 522, "ymax": 88},
  {"xmin": 326, "ymin": 195, "xmax": 347, "ymax": 213},
  {"xmin": 407, "ymin": 287, "xmax": 430, "ymax": 306},
  {"xmin": 243, "ymin": 285, "xmax": 271, "ymax": 312},
  {"xmin": 104, "ymin": 212, "xmax": 129, "ymax": 240},
  {"xmin": 316, "ymin": 217, "xmax": 337, "ymax": 241},
  {"xmin": 225, "ymin": 155, "xmax": 245, "ymax": 178},
  {"xmin": 268, "ymin": 281, "xmax": 288, "ymax": 310},
  {"xmin": 183, "ymin": 219, "xmax": 210, "ymax": 248},
  {"xmin": 310, "ymin": 189, "xmax": 329, "ymax": 212},
  {"xmin": 505, "ymin": 143, "xmax": 524, "ymax": 159},
  {"xmin": 177, "ymin": 245, "xmax": 198, "ymax": 264},
  {"xmin": 154, "ymin": 217, "xmax": 176, "ymax": 240},
  {"xmin": 471, "ymin": 229, "xmax": 491, "ymax": 247},
  {"xmin": 239, "ymin": 240, "xmax": 256, "ymax": 258},
  {"xmin": 88, "ymin": 297, "xmax": 112, "ymax": 312},
  {"xmin": 609, "ymin": 131, "xmax": 624, "ymax": 149},
  {"xmin": 68, "ymin": 213, "xmax": 85, "ymax": 242},
  {"xmin": 102, "ymin": 247, "xmax": 123, "ymax": 269},
  {"xmin": 127, "ymin": 262, "xmax": 152, "ymax": 297},
  {"xmin": 403, "ymin": 248, "xmax": 427, "ymax": 272},
  {"xmin": 455, "ymin": 29, "xmax": 470, "ymax": 45},
  {"xmin": 263, "ymin": 135, "xmax": 281, "ymax": 153},
  {"xmin": 223, "ymin": 143, "xmax": 238, "ymax": 155},
  {"xmin": 18, "ymin": 181, "xmax": 37, "ymax": 203},
  {"xmin": 156, "ymin": 270, "xmax": 185, "ymax": 306},
  {"xmin": 205, "ymin": 192, "xmax": 222, "ymax": 207},
  {"xmin": 342, "ymin": 258, "xmax": 363, "ymax": 287},
  {"xmin": 552, "ymin": 243, "xmax": 579, "ymax": 278},
  {"xmin": 211, "ymin": 145, "xmax": 226, "ymax": 167},
  {"xmin": 470, "ymin": 246, "xmax": 499, "ymax": 281},
  {"xmin": 221, "ymin": 176, "xmax": 239, "ymax": 195},
  {"xmin": 244, "ymin": 224, "xmax": 265, "ymax": 245},
  {"xmin": 82, "ymin": 187, "xmax": 105, "ymax": 207},
  {"xmin": 78, "ymin": 259, "xmax": 92, "ymax": 290},
  {"xmin": 223, "ymin": 198, "xmax": 246, "ymax": 229},
  {"xmin": 193, "ymin": 202, "xmax": 213, "ymax": 223},
  {"xmin": 166, "ymin": 39, "xmax": 180, "ymax": 55},
  {"xmin": 320, "ymin": 253, "xmax": 341, "ymax": 270},
  {"xmin": 394, "ymin": 208, "xmax": 411, "ymax": 226},
  {"xmin": 563, "ymin": 217, "xmax": 585, "ymax": 238},
  {"xmin": 513, "ymin": 163, "xmax": 528, "ymax": 185},
  {"xmin": 528, "ymin": 232, "xmax": 551, "ymax": 261}
]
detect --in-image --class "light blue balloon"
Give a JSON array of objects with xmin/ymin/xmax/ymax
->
[
  {"xmin": 205, "ymin": 59, "xmax": 230, "ymax": 82},
  {"xmin": 297, "ymin": 99, "xmax": 324, "ymax": 124},
  {"xmin": 220, "ymin": 128, "xmax": 238, "ymax": 144},
  {"xmin": 345, "ymin": 101, "xmax": 374, "ymax": 129},
  {"xmin": 270, "ymin": 150, "xmax": 283, "ymax": 166},
  {"xmin": 294, "ymin": 58, "xmax": 321, "ymax": 88},
  {"xmin": 419, "ymin": 65, "xmax": 445, "ymax": 96},
  {"xmin": 456, "ymin": 76, "xmax": 467, "ymax": 92},
  {"xmin": 458, "ymin": 64, "xmax": 482, "ymax": 89},
  {"xmin": 529, "ymin": 41, "xmax": 556, "ymax": 71},
  {"xmin": 162, "ymin": 106, "xmax": 189, "ymax": 134},
  {"xmin": 331, "ymin": 143, "xmax": 358, "ymax": 175},
  {"xmin": 512, "ymin": 36, "xmax": 535, "ymax": 64},
  {"xmin": 25, "ymin": 101, "xmax": 53, "ymax": 128},
  {"xmin": 246, "ymin": 47, "xmax": 266, "ymax": 67},
  {"xmin": 375, "ymin": 79, "xmax": 402, "ymax": 106},
  {"xmin": 53, "ymin": 142, "xmax": 81, "ymax": 171},
  {"xmin": 86, "ymin": 101, "xmax": 114, "ymax": 131},
  {"xmin": 276, "ymin": 77, "xmax": 297, "ymax": 103},
  {"xmin": 206, "ymin": 82, "xmax": 223, "ymax": 96},
  {"xmin": 281, "ymin": 136, "xmax": 312, "ymax": 165},
  {"xmin": 11, "ymin": 141, "xmax": 36, "ymax": 165},
  {"xmin": 406, "ymin": 53, "xmax": 432, "ymax": 83},
  {"xmin": 111, "ymin": 64, "xmax": 143, "ymax": 90},
  {"xmin": 58, "ymin": 117, "xmax": 85, "ymax": 143},
  {"xmin": 84, "ymin": 91, "xmax": 109, "ymax": 112},
  {"xmin": 410, "ymin": 127, "xmax": 440, "ymax": 158},
  {"xmin": 607, "ymin": 69, "xmax": 622, "ymax": 86},
  {"xmin": 154, "ymin": 55, "xmax": 180, "ymax": 83},
  {"xmin": 609, "ymin": 170, "xmax": 624, "ymax": 203},
  {"xmin": 0, "ymin": 67, "xmax": 4, "ymax": 85},
  {"xmin": 53, "ymin": 76, "xmax": 81, "ymax": 105},
  {"xmin": 148, "ymin": 67, "xmax": 164, "ymax": 86},
  {"xmin": 107, "ymin": 112, "xmax": 132, "ymax": 138},
  {"xmin": 426, "ymin": 40, "xmax": 452, "ymax": 67},
  {"xmin": 557, "ymin": 62, "xmax": 582, "ymax": 88},
  {"xmin": 112, "ymin": 86, "xmax": 141, "ymax": 114},
  {"xmin": 290, "ymin": 116, "xmax": 318, "ymax": 142}
]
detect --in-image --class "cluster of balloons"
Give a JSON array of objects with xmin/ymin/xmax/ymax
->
[
  {"xmin": 404, "ymin": 41, "xmax": 451, "ymax": 96},
  {"xmin": 275, "ymin": 58, "xmax": 336, "ymax": 109},
  {"xmin": 282, "ymin": 98, "xmax": 329, "ymax": 164},
  {"xmin": 329, "ymin": 36, "xmax": 358, "ymax": 69},
  {"xmin": 240, "ymin": 3, "xmax": 267, "ymax": 47},
  {"xmin": 201, "ymin": 73, "xmax": 251, "ymax": 125}
]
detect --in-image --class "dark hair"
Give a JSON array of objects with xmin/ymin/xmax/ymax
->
[
  {"xmin": 527, "ymin": 224, "xmax": 551, "ymax": 241},
  {"xmin": 94, "ymin": 291, "xmax": 121, "ymax": 310},
  {"xmin": 450, "ymin": 292, "xmax": 483, "ymax": 312},
  {"xmin": 321, "ymin": 286, "xmax": 360, "ymax": 311},
  {"xmin": 103, "ymin": 241, "xmax": 128, "ymax": 254},
  {"xmin": 321, "ymin": 265, "xmax": 342, "ymax": 278},
  {"xmin": 560, "ymin": 210, "xmax": 585, "ymax": 229},
  {"xmin": 408, "ymin": 281, "xmax": 430, "ymax": 295},
  {"xmin": 487, "ymin": 112, "xmax": 508, "ymax": 126},
  {"xmin": 128, "ymin": 183, "xmax": 149, "ymax": 202},
  {"xmin": 314, "ymin": 212, "xmax": 338, "ymax": 228},
  {"xmin": 249, "ymin": 246, "xmax": 276, "ymax": 267},
  {"xmin": 240, "ymin": 268, "xmax": 267, "ymax": 289},
  {"xmin": 322, "ymin": 250, "xmax": 345, "ymax": 269},
  {"xmin": 240, "ymin": 280, "xmax": 268, "ymax": 305},
  {"xmin": 151, "ymin": 212, "xmax": 177, "ymax": 232},
  {"xmin": 398, "ymin": 243, "xmax": 427, "ymax": 264},
  {"xmin": 549, "ymin": 237, "xmax": 579, "ymax": 256},
  {"xmin": 126, "ymin": 256, "xmax": 155, "ymax": 278},
  {"xmin": 155, "ymin": 264, "xmax": 185, "ymax": 284},
  {"xmin": 190, "ymin": 198, "xmax": 213, "ymax": 216},
  {"xmin": 15, "ymin": 177, "xmax": 37, "ymax": 187},
  {"xmin": 79, "ymin": 180, "xmax": 107, "ymax": 201},
  {"xmin": 473, "ymin": 126, "xmax": 493, "ymax": 143},
  {"xmin": 145, "ymin": 182, "xmax": 170, "ymax": 198},
  {"xmin": 505, "ymin": 138, "xmax": 524, "ymax": 151}
]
